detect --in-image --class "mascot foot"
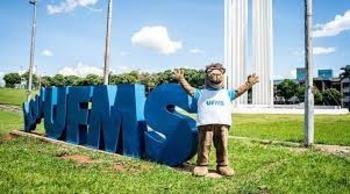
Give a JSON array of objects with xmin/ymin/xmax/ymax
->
[
  {"xmin": 216, "ymin": 165, "xmax": 234, "ymax": 177},
  {"xmin": 193, "ymin": 165, "xmax": 208, "ymax": 177}
]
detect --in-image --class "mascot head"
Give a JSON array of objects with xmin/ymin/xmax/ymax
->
[{"xmin": 205, "ymin": 63, "xmax": 226, "ymax": 89}]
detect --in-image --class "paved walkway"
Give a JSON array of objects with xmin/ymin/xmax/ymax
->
[{"xmin": 0, "ymin": 104, "xmax": 21, "ymax": 113}]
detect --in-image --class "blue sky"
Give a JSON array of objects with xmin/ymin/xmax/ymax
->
[{"xmin": 0, "ymin": 0, "xmax": 349, "ymax": 80}]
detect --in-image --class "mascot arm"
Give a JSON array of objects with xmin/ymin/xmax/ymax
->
[
  {"xmin": 235, "ymin": 73, "xmax": 259, "ymax": 98},
  {"xmin": 173, "ymin": 69, "xmax": 195, "ymax": 97}
]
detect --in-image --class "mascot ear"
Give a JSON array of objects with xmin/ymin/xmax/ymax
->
[
  {"xmin": 205, "ymin": 65, "xmax": 211, "ymax": 73},
  {"xmin": 220, "ymin": 68, "xmax": 226, "ymax": 74}
]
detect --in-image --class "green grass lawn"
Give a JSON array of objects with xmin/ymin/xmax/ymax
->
[
  {"xmin": 0, "ymin": 88, "xmax": 39, "ymax": 107},
  {"xmin": 0, "ymin": 109, "xmax": 349, "ymax": 193},
  {"xmin": 231, "ymin": 114, "xmax": 350, "ymax": 146},
  {"xmin": 1, "ymin": 137, "xmax": 349, "ymax": 194},
  {"xmin": 0, "ymin": 88, "xmax": 29, "ymax": 106},
  {"xmin": 0, "ymin": 110, "xmax": 44, "ymax": 136},
  {"xmin": 0, "ymin": 109, "xmax": 23, "ymax": 136}
]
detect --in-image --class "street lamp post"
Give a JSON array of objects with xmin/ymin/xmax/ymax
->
[
  {"xmin": 103, "ymin": 0, "xmax": 113, "ymax": 85},
  {"xmin": 27, "ymin": 0, "xmax": 37, "ymax": 100},
  {"xmin": 304, "ymin": 0, "xmax": 314, "ymax": 146}
]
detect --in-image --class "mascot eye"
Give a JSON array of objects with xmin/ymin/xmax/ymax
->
[
  {"xmin": 207, "ymin": 69, "xmax": 214, "ymax": 73},
  {"xmin": 209, "ymin": 70, "xmax": 222, "ymax": 76},
  {"xmin": 205, "ymin": 63, "xmax": 226, "ymax": 74}
]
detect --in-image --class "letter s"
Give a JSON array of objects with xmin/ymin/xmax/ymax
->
[{"xmin": 144, "ymin": 84, "xmax": 198, "ymax": 166}]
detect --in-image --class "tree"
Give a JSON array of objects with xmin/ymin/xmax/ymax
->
[
  {"xmin": 139, "ymin": 72, "xmax": 158, "ymax": 92},
  {"xmin": 78, "ymin": 74, "xmax": 102, "ymax": 86},
  {"xmin": 296, "ymin": 85, "xmax": 306, "ymax": 102},
  {"xmin": 40, "ymin": 76, "xmax": 52, "ymax": 87},
  {"xmin": 276, "ymin": 79, "xmax": 299, "ymax": 102},
  {"xmin": 110, "ymin": 71, "xmax": 139, "ymax": 85},
  {"xmin": 51, "ymin": 74, "xmax": 65, "ymax": 86},
  {"xmin": 3, "ymin": 73, "xmax": 21, "ymax": 88},
  {"xmin": 321, "ymin": 88, "xmax": 342, "ymax": 106},
  {"xmin": 157, "ymin": 70, "xmax": 177, "ymax": 84},
  {"xmin": 339, "ymin": 65, "xmax": 350, "ymax": 79},
  {"xmin": 21, "ymin": 71, "xmax": 39, "ymax": 89},
  {"xmin": 64, "ymin": 75, "xmax": 80, "ymax": 86},
  {"xmin": 184, "ymin": 69, "xmax": 205, "ymax": 88},
  {"xmin": 313, "ymin": 88, "xmax": 323, "ymax": 105},
  {"xmin": 109, "ymin": 74, "xmax": 123, "ymax": 85},
  {"xmin": 122, "ymin": 71, "xmax": 139, "ymax": 84}
]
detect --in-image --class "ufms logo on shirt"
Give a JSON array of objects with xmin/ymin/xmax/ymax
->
[{"xmin": 206, "ymin": 100, "xmax": 225, "ymax": 106}]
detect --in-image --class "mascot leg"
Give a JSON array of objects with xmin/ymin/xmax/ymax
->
[
  {"xmin": 193, "ymin": 126, "xmax": 213, "ymax": 177},
  {"xmin": 213, "ymin": 125, "xmax": 234, "ymax": 176}
]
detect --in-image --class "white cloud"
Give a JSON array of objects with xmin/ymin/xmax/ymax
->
[
  {"xmin": 58, "ymin": 62, "xmax": 131, "ymax": 77},
  {"xmin": 131, "ymin": 26, "xmax": 182, "ymax": 54},
  {"xmin": 42, "ymin": 49, "xmax": 54, "ymax": 57},
  {"xmin": 0, "ymin": 72, "xmax": 4, "ymax": 87},
  {"xmin": 189, "ymin": 48, "xmax": 204, "ymax": 54},
  {"xmin": 47, "ymin": 0, "xmax": 99, "ymax": 14},
  {"xmin": 58, "ymin": 62, "xmax": 103, "ymax": 77},
  {"xmin": 18, "ymin": 70, "xmax": 26, "ymax": 75},
  {"xmin": 313, "ymin": 10, "xmax": 350, "ymax": 37},
  {"xmin": 110, "ymin": 65, "xmax": 130, "ymax": 74},
  {"xmin": 313, "ymin": 47, "xmax": 336, "ymax": 55},
  {"xmin": 292, "ymin": 47, "xmax": 335, "ymax": 56},
  {"xmin": 290, "ymin": 70, "xmax": 297, "ymax": 79},
  {"xmin": 16, "ymin": 64, "xmax": 37, "ymax": 75},
  {"xmin": 272, "ymin": 74, "xmax": 285, "ymax": 80},
  {"xmin": 120, "ymin": 51, "xmax": 129, "ymax": 56}
]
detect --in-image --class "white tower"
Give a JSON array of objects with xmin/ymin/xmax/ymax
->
[
  {"xmin": 225, "ymin": 0, "xmax": 274, "ymax": 107},
  {"xmin": 224, "ymin": 0, "xmax": 248, "ymax": 106},
  {"xmin": 252, "ymin": 0, "xmax": 274, "ymax": 106}
]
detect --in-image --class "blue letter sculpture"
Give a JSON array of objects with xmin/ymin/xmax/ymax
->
[
  {"xmin": 87, "ymin": 85, "xmax": 122, "ymax": 153},
  {"xmin": 23, "ymin": 84, "xmax": 198, "ymax": 167},
  {"xmin": 144, "ymin": 84, "xmax": 198, "ymax": 166},
  {"xmin": 44, "ymin": 87, "xmax": 68, "ymax": 139}
]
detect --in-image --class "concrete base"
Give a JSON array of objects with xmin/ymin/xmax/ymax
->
[{"xmin": 232, "ymin": 104, "xmax": 349, "ymax": 115}]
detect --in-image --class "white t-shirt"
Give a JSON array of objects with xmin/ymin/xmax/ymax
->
[{"xmin": 194, "ymin": 88, "xmax": 235, "ymax": 126}]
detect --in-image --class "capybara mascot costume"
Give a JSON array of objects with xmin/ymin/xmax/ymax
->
[{"xmin": 174, "ymin": 63, "xmax": 259, "ymax": 177}]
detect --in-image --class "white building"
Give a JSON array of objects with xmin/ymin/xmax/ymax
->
[{"xmin": 341, "ymin": 77, "xmax": 350, "ymax": 109}]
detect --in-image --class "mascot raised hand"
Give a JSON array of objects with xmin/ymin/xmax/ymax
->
[{"xmin": 174, "ymin": 63, "xmax": 259, "ymax": 177}]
